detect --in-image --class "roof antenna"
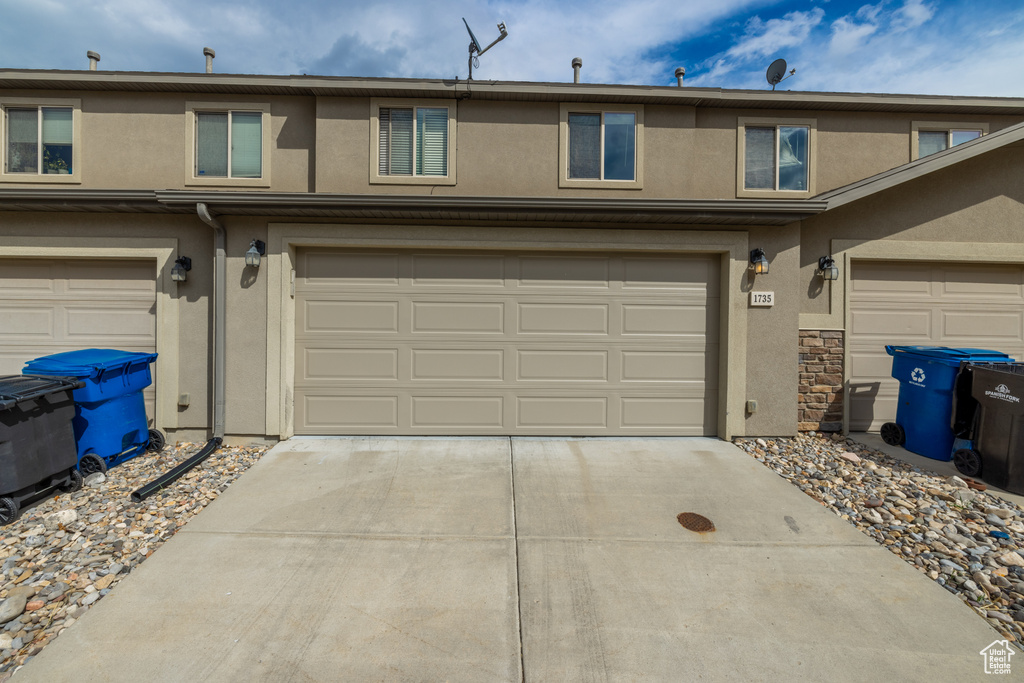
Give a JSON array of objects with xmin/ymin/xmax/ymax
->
[
  {"xmin": 766, "ymin": 58, "xmax": 796, "ymax": 90},
  {"xmin": 463, "ymin": 17, "xmax": 508, "ymax": 80}
]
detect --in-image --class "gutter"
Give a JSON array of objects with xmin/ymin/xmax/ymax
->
[{"xmin": 196, "ymin": 202, "xmax": 226, "ymax": 439}]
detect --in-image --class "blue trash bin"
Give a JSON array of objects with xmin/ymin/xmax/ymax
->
[
  {"xmin": 22, "ymin": 350, "xmax": 161, "ymax": 474},
  {"xmin": 882, "ymin": 346, "xmax": 1014, "ymax": 461}
]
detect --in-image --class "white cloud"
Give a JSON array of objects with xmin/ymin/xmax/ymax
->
[
  {"xmin": 892, "ymin": 0, "xmax": 934, "ymax": 31},
  {"xmin": 829, "ymin": 16, "xmax": 877, "ymax": 56}
]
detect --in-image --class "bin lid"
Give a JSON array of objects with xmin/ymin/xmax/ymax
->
[
  {"xmin": 0, "ymin": 375, "xmax": 83, "ymax": 411},
  {"xmin": 22, "ymin": 349, "xmax": 158, "ymax": 378},
  {"xmin": 885, "ymin": 345, "xmax": 1013, "ymax": 366}
]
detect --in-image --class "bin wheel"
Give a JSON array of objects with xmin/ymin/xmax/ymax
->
[
  {"xmin": 147, "ymin": 429, "xmax": 166, "ymax": 453},
  {"xmin": 0, "ymin": 498, "xmax": 19, "ymax": 526},
  {"xmin": 953, "ymin": 448, "xmax": 983, "ymax": 478},
  {"xmin": 62, "ymin": 469, "xmax": 84, "ymax": 493},
  {"xmin": 79, "ymin": 453, "xmax": 107, "ymax": 476},
  {"xmin": 880, "ymin": 422, "xmax": 905, "ymax": 446}
]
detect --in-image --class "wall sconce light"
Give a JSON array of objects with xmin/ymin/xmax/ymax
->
[
  {"xmin": 245, "ymin": 239, "xmax": 266, "ymax": 268},
  {"xmin": 818, "ymin": 255, "xmax": 839, "ymax": 281},
  {"xmin": 171, "ymin": 256, "xmax": 192, "ymax": 282},
  {"xmin": 749, "ymin": 248, "xmax": 769, "ymax": 275}
]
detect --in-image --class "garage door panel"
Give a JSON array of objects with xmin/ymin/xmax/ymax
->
[
  {"xmin": 412, "ymin": 302, "xmax": 505, "ymax": 333},
  {"xmin": 302, "ymin": 251, "xmax": 401, "ymax": 285},
  {"xmin": 412, "ymin": 253, "xmax": 505, "ymax": 286},
  {"xmin": 849, "ymin": 260, "xmax": 1024, "ymax": 432},
  {"xmin": 302, "ymin": 300, "xmax": 399, "ymax": 333},
  {"xmin": 622, "ymin": 256, "xmax": 713, "ymax": 291},
  {"xmin": 517, "ymin": 350, "xmax": 608, "ymax": 382},
  {"xmin": 65, "ymin": 306, "xmax": 155, "ymax": 340},
  {"xmin": 294, "ymin": 249, "xmax": 719, "ymax": 435},
  {"xmin": 0, "ymin": 262, "xmax": 59, "ymax": 293},
  {"xmin": 0, "ymin": 306, "xmax": 55, "ymax": 340},
  {"xmin": 518, "ymin": 255, "xmax": 610, "ymax": 288},
  {"xmin": 518, "ymin": 303, "xmax": 608, "ymax": 335},
  {"xmin": 65, "ymin": 261, "xmax": 155, "ymax": 294},
  {"xmin": 942, "ymin": 310, "xmax": 1023, "ymax": 339}
]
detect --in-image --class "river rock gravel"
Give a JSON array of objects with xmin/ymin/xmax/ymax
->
[
  {"xmin": 0, "ymin": 441, "xmax": 268, "ymax": 680},
  {"xmin": 736, "ymin": 433, "xmax": 1024, "ymax": 643}
]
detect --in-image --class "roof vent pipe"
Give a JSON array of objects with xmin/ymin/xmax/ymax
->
[
  {"xmin": 87, "ymin": 51, "xmax": 100, "ymax": 70},
  {"xmin": 203, "ymin": 47, "xmax": 216, "ymax": 73},
  {"xmin": 675, "ymin": 67, "xmax": 685, "ymax": 87},
  {"xmin": 572, "ymin": 57, "xmax": 582, "ymax": 84}
]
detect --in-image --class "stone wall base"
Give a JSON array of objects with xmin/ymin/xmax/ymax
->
[{"xmin": 798, "ymin": 330, "xmax": 844, "ymax": 432}]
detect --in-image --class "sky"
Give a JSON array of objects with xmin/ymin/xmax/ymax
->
[{"xmin": 1, "ymin": 0, "xmax": 1023, "ymax": 97}]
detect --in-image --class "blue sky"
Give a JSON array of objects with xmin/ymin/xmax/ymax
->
[{"xmin": 2, "ymin": 0, "xmax": 1023, "ymax": 96}]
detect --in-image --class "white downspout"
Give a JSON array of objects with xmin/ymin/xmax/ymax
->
[{"xmin": 196, "ymin": 203, "xmax": 226, "ymax": 439}]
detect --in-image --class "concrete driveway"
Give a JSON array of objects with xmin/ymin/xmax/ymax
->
[{"xmin": 20, "ymin": 438, "xmax": 1003, "ymax": 681}]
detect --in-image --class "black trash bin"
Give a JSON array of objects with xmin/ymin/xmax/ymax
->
[
  {"xmin": 0, "ymin": 375, "xmax": 84, "ymax": 524},
  {"xmin": 951, "ymin": 362, "xmax": 1024, "ymax": 494}
]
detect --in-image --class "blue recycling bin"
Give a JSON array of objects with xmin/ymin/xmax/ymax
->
[
  {"xmin": 882, "ymin": 346, "xmax": 1014, "ymax": 461},
  {"xmin": 22, "ymin": 350, "xmax": 161, "ymax": 473}
]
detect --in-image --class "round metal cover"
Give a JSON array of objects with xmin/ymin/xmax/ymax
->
[{"xmin": 677, "ymin": 512, "xmax": 715, "ymax": 533}]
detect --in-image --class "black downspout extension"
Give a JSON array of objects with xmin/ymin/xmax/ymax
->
[{"xmin": 131, "ymin": 437, "xmax": 223, "ymax": 503}]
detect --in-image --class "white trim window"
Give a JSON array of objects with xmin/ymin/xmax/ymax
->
[
  {"xmin": 744, "ymin": 124, "xmax": 810, "ymax": 192},
  {"xmin": 917, "ymin": 128, "xmax": 982, "ymax": 158},
  {"xmin": 194, "ymin": 110, "xmax": 263, "ymax": 179},
  {"xmin": 568, "ymin": 111, "xmax": 636, "ymax": 181},
  {"xmin": 378, "ymin": 106, "xmax": 449, "ymax": 177},
  {"xmin": 4, "ymin": 106, "xmax": 74, "ymax": 175}
]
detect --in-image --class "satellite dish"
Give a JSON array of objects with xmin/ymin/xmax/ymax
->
[
  {"xmin": 461, "ymin": 17, "xmax": 508, "ymax": 80},
  {"xmin": 766, "ymin": 58, "xmax": 796, "ymax": 90},
  {"xmin": 463, "ymin": 18, "xmax": 483, "ymax": 54}
]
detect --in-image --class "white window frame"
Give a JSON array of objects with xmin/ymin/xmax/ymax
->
[
  {"xmin": 184, "ymin": 101, "xmax": 271, "ymax": 188},
  {"xmin": 0, "ymin": 97, "xmax": 82, "ymax": 185},
  {"xmin": 911, "ymin": 121, "xmax": 988, "ymax": 160},
  {"xmin": 736, "ymin": 117, "xmax": 816, "ymax": 198},
  {"xmin": 370, "ymin": 99, "xmax": 456, "ymax": 186},
  {"xmin": 558, "ymin": 103, "xmax": 644, "ymax": 190}
]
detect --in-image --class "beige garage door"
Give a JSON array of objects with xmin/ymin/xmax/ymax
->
[
  {"xmin": 0, "ymin": 258, "xmax": 158, "ymax": 419},
  {"xmin": 848, "ymin": 260, "xmax": 1024, "ymax": 431},
  {"xmin": 294, "ymin": 249, "xmax": 720, "ymax": 435}
]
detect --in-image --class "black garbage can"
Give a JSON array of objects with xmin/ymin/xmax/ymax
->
[
  {"xmin": 0, "ymin": 375, "xmax": 84, "ymax": 524},
  {"xmin": 951, "ymin": 362, "xmax": 1024, "ymax": 494}
]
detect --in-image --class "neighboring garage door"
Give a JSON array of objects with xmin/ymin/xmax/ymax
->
[
  {"xmin": 294, "ymin": 249, "xmax": 720, "ymax": 435},
  {"xmin": 848, "ymin": 260, "xmax": 1024, "ymax": 431},
  {"xmin": 0, "ymin": 258, "xmax": 158, "ymax": 419}
]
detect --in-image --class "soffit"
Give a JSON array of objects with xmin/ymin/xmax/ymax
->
[{"xmin": 3, "ymin": 70, "xmax": 1024, "ymax": 115}]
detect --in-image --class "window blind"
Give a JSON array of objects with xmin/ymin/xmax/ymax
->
[
  {"xmin": 416, "ymin": 108, "xmax": 448, "ymax": 176},
  {"xmin": 230, "ymin": 112, "xmax": 262, "ymax": 178},
  {"xmin": 41, "ymin": 108, "xmax": 72, "ymax": 145},
  {"xmin": 744, "ymin": 127, "xmax": 775, "ymax": 190},
  {"xmin": 5, "ymin": 109, "xmax": 37, "ymax": 173},
  {"xmin": 386, "ymin": 108, "xmax": 413, "ymax": 175},
  {"xmin": 568, "ymin": 113, "xmax": 600, "ymax": 179},
  {"xmin": 196, "ymin": 112, "xmax": 228, "ymax": 176}
]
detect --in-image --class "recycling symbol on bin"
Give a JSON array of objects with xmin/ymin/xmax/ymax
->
[{"xmin": 911, "ymin": 367, "xmax": 926, "ymax": 383}]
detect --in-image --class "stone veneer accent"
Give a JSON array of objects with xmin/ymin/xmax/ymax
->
[{"xmin": 798, "ymin": 330, "xmax": 844, "ymax": 432}]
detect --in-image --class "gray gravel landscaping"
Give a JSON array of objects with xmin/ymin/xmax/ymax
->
[
  {"xmin": 0, "ymin": 441, "xmax": 268, "ymax": 680},
  {"xmin": 736, "ymin": 432, "xmax": 1024, "ymax": 644}
]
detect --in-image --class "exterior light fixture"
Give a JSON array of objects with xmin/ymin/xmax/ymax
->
[
  {"xmin": 245, "ymin": 239, "xmax": 266, "ymax": 268},
  {"xmin": 749, "ymin": 248, "xmax": 769, "ymax": 275},
  {"xmin": 818, "ymin": 255, "xmax": 839, "ymax": 281},
  {"xmin": 171, "ymin": 256, "xmax": 192, "ymax": 282}
]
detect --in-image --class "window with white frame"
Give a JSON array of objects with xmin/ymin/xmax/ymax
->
[
  {"xmin": 915, "ymin": 127, "xmax": 983, "ymax": 159},
  {"xmin": 194, "ymin": 110, "xmax": 263, "ymax": 178},
  {"xmin": 558, "ymin": 104, "xmax": 643, "ymax": 189},
  {"xmin": 567, "ymin": 111, "xmax": 637, "ymax": 181},
  {"xmin": 4, "ymin": 106, "xmax": 74, "ymax": 175},
  {"xmin": 378, "ymin": 106, "xmax": 449, "ymax": 177},
  {"xmin": 744, "ymin": 124, "xmax": 810, "ymax": 192}
]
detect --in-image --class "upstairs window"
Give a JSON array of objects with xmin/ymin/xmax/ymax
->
[
  {"xmin": 378, "ymin": 106, "xmax": 449, "ymax": 177},
  {"xmin": 744, "ymin": 125, "xmax": 809, "ymax": 191},
  {"xmin": 558, "ymin": 103, "xmax": 644, "ymax": 189},
  {"xmin": 5, "ymin": 106, "xmax": 73, "ymax": 175},
  {"xmin": 736, "ymin": 117, "xmax": 816, "ymax": 198},
  {"xmin": 568, "ymin": 112, "xmax": 636, "ymax": 181},
  {"xmin": 195, "ymin": 110, "xmax": 262, "ymax": 178},
  {"xmin": 916, "ymin": 128, "xmax": 983, "ymax": 158}
]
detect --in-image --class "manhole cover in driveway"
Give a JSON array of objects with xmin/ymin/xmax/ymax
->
[{"xmin": 677, "ymin": 512, "xmax": 715, "ymax": 533}]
